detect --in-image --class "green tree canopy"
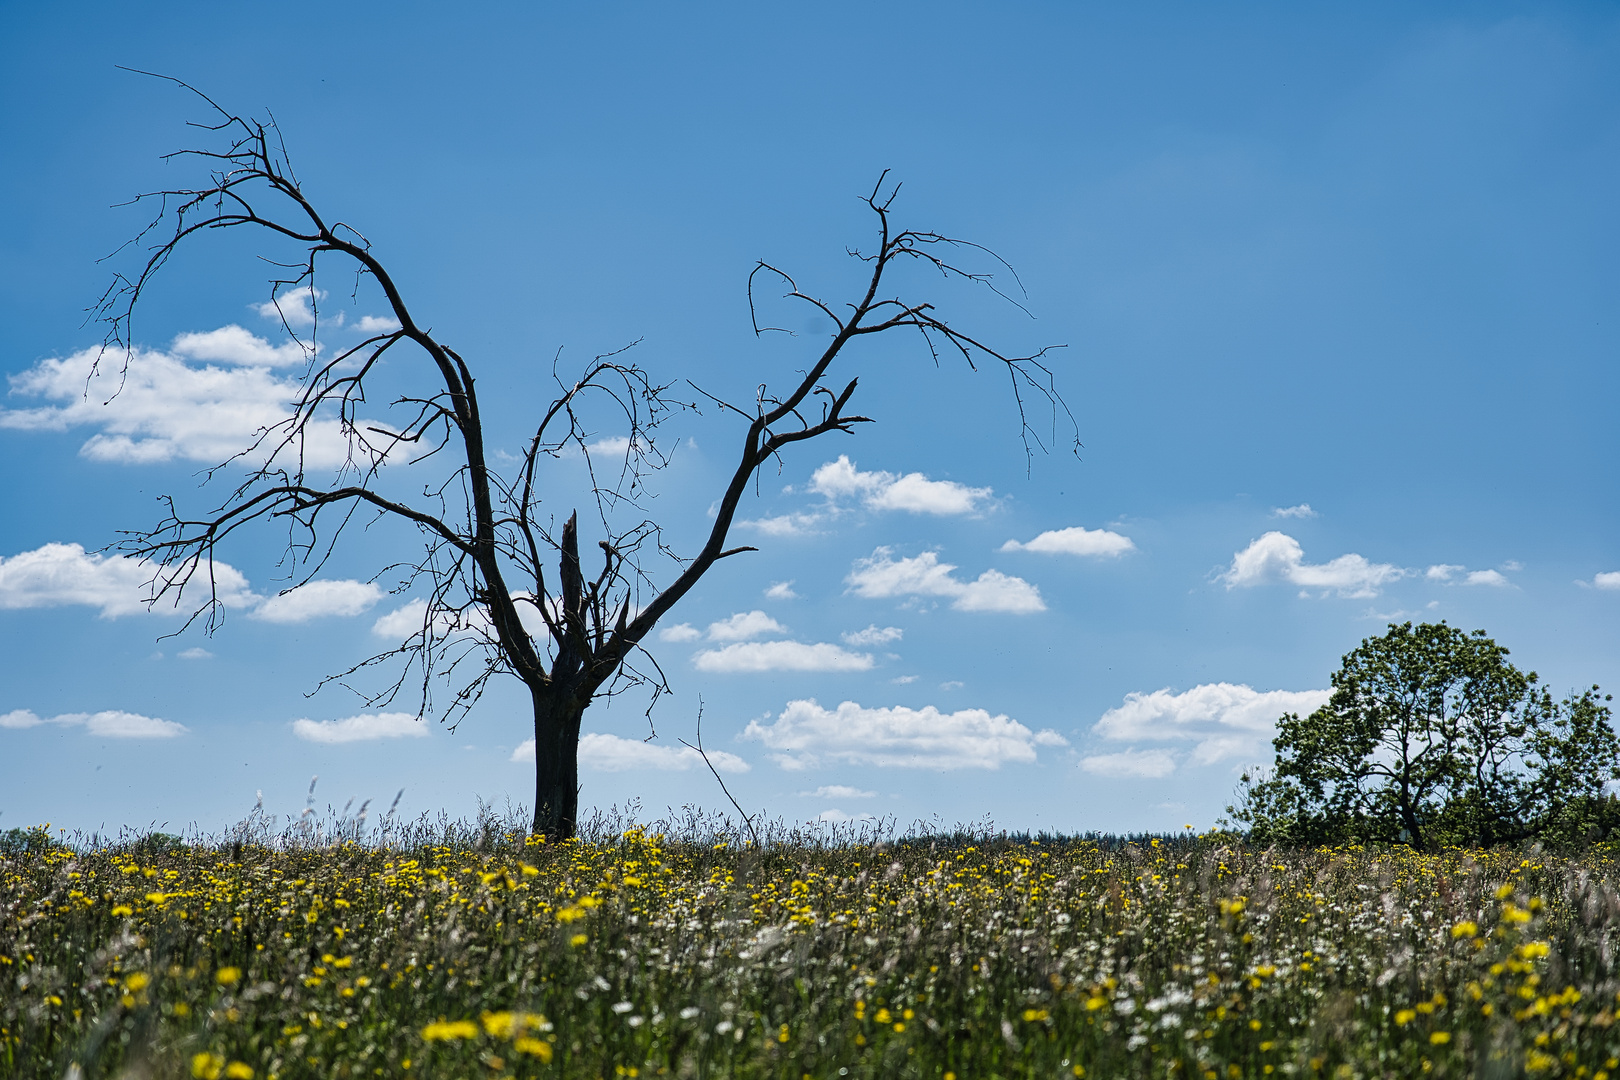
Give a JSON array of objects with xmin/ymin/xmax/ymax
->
[{"xmin": 1228, "ymin": 622, "xmax": 1620, "ymax": 850}]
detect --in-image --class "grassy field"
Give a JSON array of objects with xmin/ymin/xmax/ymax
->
[{"xmin": 4, "ymin": 811, "xmax": 1620, "ymax": 1079}]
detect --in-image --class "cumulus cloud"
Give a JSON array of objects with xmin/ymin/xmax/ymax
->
[
  {"xmin": 841, "ymin": 624, "xmax": 903, "ymax": 647},
  {"xmin": 1000, "ymin": 526, "xmax": 1135, "ymax": 558},
  {"xmin": 737, "ymin": 512, "xmax": 824, "ymax": 537},
  {"xmin": 252, "ymin": 580, "xmax": 384, "ymax": 623},
  {"xmin": 369, "ymin": 598, "xmax": 508, "ymax": 641},
  {"xmin": 845, "ymin": 549, "xmax": 1044, "ymax": 614},
  {"xmin": 1427, "ymin": 564, "xmax": 1513, "ymax": 588},
  {"xmin": 658, "ymin": 623, "xmax": 702, "ymax": 643},
  {"xmin": 0, "ymin": 542, "xmax": 256, "ymax": 617},
  {"xmin": 0, "ymin": 332, "xmax": 369, "ymax": 467},
  {"xmin": 1078, "ymin": 748, "xmax": 1178, "ymax": 779},
  {"xmin": 1, "ymin": 708, "xmax": 187, "ymax": 738},
  {"xmin": 177, "ymin": 647, "xmax": 214, "ymax": 660},
  {"xmin": 801, "ymin": 784, "xmax": 876, "ymax": 799},
  {"xmin": 254, "ymin": 287, "xmax": 323, "ymax": 329},
  {"xmin": 1591, "ymin": 572, "xmax": 1620, "ymax": 590},
  {"xmin": 817, "ymin": 809, "xmax": 876, "ymax": 822},
  {"xmin": 694, "ymin": 641, "xmax": 874, "ymax": 673},
  {"xmin": 1271, "ymin": 504, "xmax": 1318, "ymax": 519},
  {"xmin": 809, "ymin": 455, "xmax": 992, "ymax": 515},
  {"xmin": 1221, "ymin": 532, "xmax": 1405, "ymax": 598},
  {"xmin": 510, "ymin": 733, "xmax": 748, "ymax": 773},
  {"xmin": 1092, "ymin": 683, "xmax": 1332, "ymax": 769},
  {"xmin": 742, "ymin": 698, "xmax": 1067, "ymax": 770},
  {"xmin": 353, "ymin": 315, "xmax": 403, "ymax": 334},
  {"xmin": 704, "ymin": 610, "xmax": 787, "ymax": 642},
  {"xmin": 764, "ymin": 581, "xmax": 798, "ymax": 600},
  {"xmin": 292, "ymin": 713, "xmax": 426, "ymax": 744}
]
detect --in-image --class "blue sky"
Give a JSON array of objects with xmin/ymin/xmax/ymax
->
[{"xmin": 2, "ymin": 2, "xmax": 1617, "ymax": 837}]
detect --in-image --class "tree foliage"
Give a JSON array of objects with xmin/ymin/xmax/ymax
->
[{"xmin": 1228, "ymin": 622, "xmax": 1620, "ymax": 850}]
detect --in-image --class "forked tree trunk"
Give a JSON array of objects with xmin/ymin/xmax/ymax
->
[{"xmin": 531, "ymin": 684, "xmax": 587, "ymax": 840}]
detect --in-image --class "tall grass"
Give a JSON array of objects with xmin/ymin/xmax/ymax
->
[{"xmin": 4, "ymin": 806, "xmax": 1619, "ymax": 1078}]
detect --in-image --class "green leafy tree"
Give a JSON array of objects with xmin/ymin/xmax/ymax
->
[{"xmin": 1228, "ymin": 622, "xmax": 1620, "ymax": 850}]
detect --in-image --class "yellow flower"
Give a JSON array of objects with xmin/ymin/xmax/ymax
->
[
  {"xmin": 874, "ymin": 1008, "xmax": 891, "ymax": 1024},
  {"xmin": 1394, "ymin": 1009, "xmax": 1416, "ymax": 1026},
  {"xmin": 1430, "ymin": 1032, "xmax": 1451, "ymax": 1045},
  {"xmin": 482, "ymin": 1012, "xmax": 515, "ymax": 1038},
  {"xmin": 111, "ymin": 905, "xmax": 132, "ymax": 916},
  {"xmin": 191, "ymin": 1053, "xmax": 224, "ymax": 1080},
  {"xmin": 125, "ymin": 972, "xmax": 150, "ymax": 992},
  {"xmin": 513, "ymin": 1037, "xmax": 553, "ymax": 1062},
  {"xmin": 570, "ymin": 933, "xmax": 589, "ymax": 947},
  {"xmin": 216, "ymin": 967, "xmax": 241, "ymax": 986},
  {"xmin": 421, "ymin": 1020, "xmax": 479, "ymax": 1041},
  {"xmin": 1022, "ymin": 1008, "xmax": 1049, "ymax": 1022},
  {"xmin": 1085, "ymin": 996, "xmax": 1107, "ymax": 1011},
  {"xmin": 1450, "ymin": 921, "xmax": 1478, "ymax": 939}
]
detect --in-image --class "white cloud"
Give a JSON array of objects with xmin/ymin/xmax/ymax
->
[
  {"xmin": 737, "ymin": 512, "xmax": 824, "ymax": 537},
  {"xmin": 0, "ymin": 542, "xmax": 256, "ymax": 617},
  {"xmin": 177, "ymin": 647, "xmax": 214, "ymax": 660},
  {"xmin": 694, "ymin": 641, "xmax": 874, "ymax": 673},
  {"xmin": 292, "ymin": 713, "xmax": 426, "ymax": 744},
  {"xmin": 742, "ymin": 698, "xmax": 1067, "ymax": 770},
  {"xmin": 801, "ymin": 784, "xmax": 876, "ymax": 799},
  {"xmin": 1592, "ymin": 572, "xmax": 1620, "ymax": 590},
  {"xmin": 0, "ymin": 337, "xmax": 363, "ymax": 467},
  {"xmin": 353, "ymin": 315, "xmax": 402, "ymax": 334},
  {"xmin": 1428, "ymin": 564, "xmax": 1513, "ymax": 588},
  {"xmin": 846, "ymin": 548, "xmax": 1045, "ymax": 614},
  {"xmin": 817, "ymin": 809, "xmax": 876, "ymax": 822},
  {"xmin": 1465, "ymin": 569, "xmax": 1510, "ymax": 588},
  {"xmin": 509, "ymin": 733, "xmax": 748, "ymax": 773},
  {"xmin": 810, "ymin": 455, "xmax": 992, "ymax": 515},
  {"xmin": 1426, "ymin": 564, "xmax": 1464, "ymax": 581},
  {"xmin": 252, "ymin": 580, "xmax": 384, "ymax": 623},
  {"xmin": 1092, "ymin": 683, "xmax": 1332, "ymax": 768},
  {"xmin": 369, "ymin": 598, "xmax": 501, "ymax": 641},
  {"xmin": 705, "ymin": 610, "xmax": 787, "ymax": 642},
  {"xmin": 172, "ymin": 325, "xmax": 307, "ymax": 367},
  {"xmin": 2, "ymin": 708, "xmax": 187, "ymax": 738},
  {"xmin": 1000, "ymin": 526, "xmax": 1135, "ymax": 558},
  {"xmin": 658, "ymin": 622, "xmax": 702, "ymax": 643},
  {"xmin": 1078, "ymin": 749, "xmax": 1179, "ymax": 779},
  {"xmin": 1271, "ymin": 504, "xmax": 1318, "ymax": 519},
  {"xmin": 764, "ymin": 581, "xmax": 798, "ymax": 600},
  {"xmin": 81, "ymin": 711, "xmax": 189, "ymax": 738},
  {"xmin": 841, "ymin": 624, "xmax": 903, "ymax": 647},
  {"xmin": 1221, "ymin": 532, "xmax": 1405, "ymax": 598},
  {"xmin": 254, "ymin": 288, "xmax": 323, "ymax": 329}
]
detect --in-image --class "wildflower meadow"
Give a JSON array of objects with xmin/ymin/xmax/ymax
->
[{"xmin": 5, "ymin": 811, "xmax": 1620, "ymax": 1079}]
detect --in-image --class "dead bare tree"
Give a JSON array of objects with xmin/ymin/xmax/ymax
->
[{"xmin": 100, "ymin": 79, "xmax": 1073, "ymax": 839}]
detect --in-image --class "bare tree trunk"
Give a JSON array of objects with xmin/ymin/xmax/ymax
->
[{"xmin": 531, "ymin": 684, "xmax": 585, "ymax": 840}]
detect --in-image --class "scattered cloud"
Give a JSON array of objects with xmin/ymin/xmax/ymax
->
[
  {"xmin": 0, "ymin": 333, "xmax": 364, "ymax": 467},
  {"xmin": 841, "ymin": 624, "xmax": 903, "ymax": 647},
  {"xmin": 0, "ymin": 542, "xmax": 256, "ymax": 617},
  {"xmin": 846, "ymin": 549, "xmax": 1044, "ymax": 614},
  {"xmin": 1078, "ymin": 749, "xmax": 1178, "ymax": 779},
  {"xmin": 737, "ymin": 512, "xmax": 824, "ymax": 537},
  {"xmin": 253, "ymin": 287, "xmax": 323, "ymax": 329},
  {"xmin": 891, "ymin": 675, "xmax": 919, "ymax": 685},
  {"xmin": 177, "ymin": 647, "xmax": 214, "ymax": 661},
  {"xmin": 353, "ymin": 315, "xmax": 403, "ymax": 334},
  {"xmin": 1427, "ymin": 564, "xmax": 1514, "ymax": 588},
  {"xmin": 510, "ymin": 733, "xmax": 748, "ymax": 773},
  {"xmin": 1590, "ymin": 572, "xmax": 1620, "ymax": 590},
  {"xmin": 810, "ymin": 455, "xmax": 992, "ymax": 515},
  {"xmin": 693, "ymin": 641, "xmax": 874, "ymax": 673},
  {"xmin": 173, "ymin": 325, "xmax": 308, "ymax": 366},
  {"xmin": 705, "ymin": 610, "xmax": 787, "ymax": 642},
  {"xmin": 1, "ymin": 708, "xmax": 187, "ymax": 738},
  {"xmin": 658, "ymin": 623, "xmax": 702, "ymax": 643},
  {"xmin": 800, "ymin": 785, "xmax": 877, "ymax": 799},
  {"xmin": 1091, "ymin": 683, "xmax": 1332, "ymax": 770},
  {"xmin": 1221, "ymin": 532, "xmax": 1405, "ymax": 598},
  {"xmin": 1000, "ymin": 526, "xmax": 1134, "ymax": 558},
  {"xmin": 742, "ymin": 698, "xmax": 1067, "ymax": 770},
  {"xmin": 817, "ymin": 809, "xmax": 876, "ymax": 822},
  {"xmin": 291, "ymin": 713, "xmax": 426, "ymax": 744},
  {"xmin": 1271, "ymin": 504, "xmax": 1318, "ymax": 519},
  {"xmin": 369, "ymin": 598, "xmax": 500, "ymax": 641},
  {"xmin": 252, "ymin": 580, "xmax": 384, "ymax": 623},
  {"xmin": 764, "ymin": 581, "xmax": 798, "ymax": 600}
]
